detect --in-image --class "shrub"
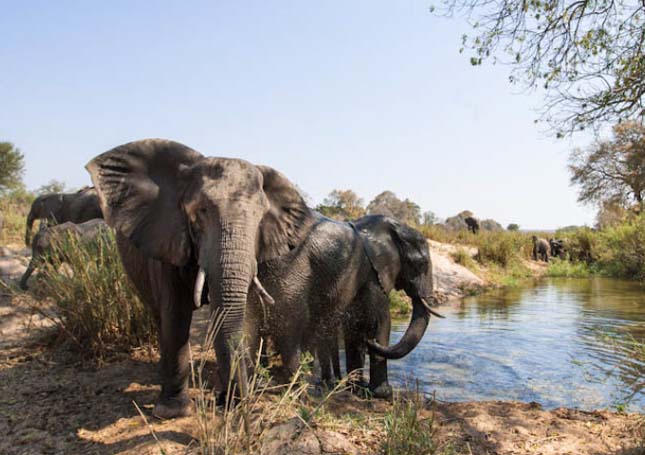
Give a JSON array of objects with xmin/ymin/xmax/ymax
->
[
  {"xmin": 389, "ymin": 290, "xmax": 411, "ymax": 316},
  {"xmin": 546, "ymin": 258, "xmax": 595, "ymax": 278},
  {"xmin": 597, "ymin": 214, "xmax": 645, "ymax": 281},
  {"xmin": 0, "ymin": 189, "xmax": 33, "ymax": 245},
  {"xmin": 382, "ymin": 391, "xmax": 436, "ymax": 455},
  {"xmin": 33, "ymin": 229, "xmax": 156, "ymax": 359},
  {"xmin": 450, "ymin": 247, "xmax": 475, "ymax": 269},
  {"xmin": 474, "ymin": 232, "xmax": 529, "ymax": 267}
]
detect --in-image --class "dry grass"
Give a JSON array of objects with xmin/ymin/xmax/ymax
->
[{"xmin": 30, "ymin": 229, "xmax": 156, "ymax": 360}]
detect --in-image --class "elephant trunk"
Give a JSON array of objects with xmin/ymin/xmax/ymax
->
[{"xmin": 367, "ymin": 295, "xmax": 430, "ymax": 360}]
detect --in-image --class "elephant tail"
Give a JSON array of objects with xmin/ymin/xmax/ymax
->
[{"xmin": 366, "ymin": 296, "xmax": 433, "ymax": 360}]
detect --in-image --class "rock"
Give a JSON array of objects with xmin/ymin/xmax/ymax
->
[
  {"xmin": 0, "ymin": 256, "xmax": 28, "ymax": 281},
  {"xmin": 261, "ymin": 419, "xmax": 321, "ymax": 455},
  {"xmin": 428, "ymin": 240, "xmax": 485, "ymax": 303},
  {"xmin": 317, "ymin": 430, "xmax": 358, "ymax": 454},
  {"xmin": 260, "ymin": 419, "xmax": 358, "ymax": 455}
]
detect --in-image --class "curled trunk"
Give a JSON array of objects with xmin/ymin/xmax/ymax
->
[{"xmin": 367, "ymin": 296, "xmax": 430, "ymax": 360}]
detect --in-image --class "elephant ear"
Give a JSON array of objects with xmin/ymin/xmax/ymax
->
[
  {"xmin": 85, "ymin": 139, "xmax": 203, "ymax": 266},
  {"xmin": 390, "ymin": 220, "xmax": 434, "ymax": 303},
  {"xmin": 257, "ymin": 165, "xmax": 313, "ymax": 263}
]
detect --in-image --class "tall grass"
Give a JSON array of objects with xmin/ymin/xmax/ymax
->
[
  {"xmin": 188, "ymin": 315, "xmax": 353, "ymax": 454},
  {"xmin": 382, "ymin": 387, "xmax": 438, "ymax": 455},
  {"xmin": 0, "ymin": 190, "xmax": 32, "ymax": 245},
  {"xmin": 32, "ymin": 229, "xmax": 156, "ymax": 359}
]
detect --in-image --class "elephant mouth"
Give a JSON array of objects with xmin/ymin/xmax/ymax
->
[{"xmin": 192, "ymin": 268, "xmax": 274, "ymax": 309}]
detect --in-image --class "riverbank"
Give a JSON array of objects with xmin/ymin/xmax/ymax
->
[
  {"xmin": 1, "ymin": 242, "xmax": 643, "ymax": 454},
  {"xmin": 1, "ymin": 289, "xmax": 643, "ymax": 455}
]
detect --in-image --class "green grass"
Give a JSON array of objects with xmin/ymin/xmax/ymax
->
[
  {"xmin": 546, "ymin": 258, "xmax": 595, "ymax": 278},
  {"xmin": 31, "ymin": 229, "xmax": 156, "ymax": 360}
]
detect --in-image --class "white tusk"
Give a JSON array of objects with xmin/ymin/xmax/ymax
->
[
  {"xmin": 421, "ymin": 298, "xmax": 445, "ymax": 318},
  {"xmin": 193, "ymin": 268, "xmax": 206, "ymax": 309},
  {"xmin": 253, "ymin": 276, "xmax": 275, "ymax": 305}
]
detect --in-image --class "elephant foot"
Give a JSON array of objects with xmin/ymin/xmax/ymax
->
[
  {"xmin": 370, "ymin": 382, "xmax": 393, "ymax": 400},
  {"xmin": 152, "ymin": 395, "xmax": 193, "ymax": 419}
]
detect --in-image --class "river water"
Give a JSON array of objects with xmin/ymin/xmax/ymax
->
[{"xmin": 388, "ymin": 278, "xmax": 645, "ymax": 412}]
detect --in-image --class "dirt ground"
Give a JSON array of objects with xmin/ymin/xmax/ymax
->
[{"xmin": 1, "ymin": 285, "xmax": 643, "ymax": 455}]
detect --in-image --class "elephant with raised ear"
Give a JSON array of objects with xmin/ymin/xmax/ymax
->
[
  {"xmin": 86, "ymin": 139, "xmax": 313, "ymax": 418},
  {"xmin": 25, "ymin": 187, "xmax": 103, "ymax": 246}
]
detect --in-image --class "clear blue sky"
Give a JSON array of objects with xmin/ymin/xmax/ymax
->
[{"xmin": 1, "ymin": 0, "xmax": 596, "ymax": 229}]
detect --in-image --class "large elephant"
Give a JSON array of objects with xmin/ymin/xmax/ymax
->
[
  {"xmin": 25, "ymin": 187, "xmax": 103, "ymax": 246},
  {"xmin": 20, "ymin": 219, "xmax": 110, "ymax": 290},
  {"xmin": 253, "ymin": 214, "xmax": 435, "ymax": 399},
  {"xmin": 532, "ymin": 236, "xmax": 550, "ymax": 262},
  {"xmin": 464, "ymin": 216, "xmax": 480, "ymax": 234},
  {"xmin": 86, "ymin": 139, "xmax": 314, "ymax": 419}
]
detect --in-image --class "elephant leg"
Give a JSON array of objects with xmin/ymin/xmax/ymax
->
[
  {"xmin": 344, "ymin": 318, "xmax": 367, "ymax": 389},
  {"xmin": 154, "ymin": 274, "xmax": 194, "ymax": 419},
  {"xmin": 367, "ymin": 287, "xmax": 393, "ymax": 399},
  {"xmin": 19, "ymin": 260, "xmax": 36, "ymax": 290},
  {"xmin": 331, "ymin": 333, "xmax": 341, "ymax": 381}
]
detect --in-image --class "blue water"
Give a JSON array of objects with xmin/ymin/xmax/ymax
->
[{"xmin": 388, "ymin": 278, "xmax": 645, "ymax": 412}]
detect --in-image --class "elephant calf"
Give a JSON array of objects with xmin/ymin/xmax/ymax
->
[
  {"xmin": 532, "ymin": 236, "xmax": 550, "ymax": 262},
  {"xmin": 20, "ymin": 219, "xmax": 110, "ymax": 290}
]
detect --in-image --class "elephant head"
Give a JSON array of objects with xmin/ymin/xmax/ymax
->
[
  {"xmin": 357, "ymin": 216, "xmax": 434, "ymax": 360},
  {"xmin": 86, "ymin": 139, "xmax": 312, "ymax": 371}
]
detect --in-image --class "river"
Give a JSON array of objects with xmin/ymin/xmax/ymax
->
[{"xmin": 389, "ymin": 278, "xmax": 645, "ymax": 412}]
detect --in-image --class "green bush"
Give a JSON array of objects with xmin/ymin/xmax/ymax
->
[
  {"xmin": 450, "ymin": 247, "xmax": 476, "ymax": 269},
  {"xmin": 597, "ymin": 214, "xmax": 645, "ymax": 281},
  {"xmin": 546, "ymin": 258, "xmax": 595, "ymax": 278},
  {"xmin": 474, "ymin": 232, "xmax": 530, "ymax": 267},
  {"xmin": 33, "ymin": 229, "xmax": 156, "ymax": 359},
  {"xmin": 389, "ymin": 290, "xmax": 411, "ymax": 316}
]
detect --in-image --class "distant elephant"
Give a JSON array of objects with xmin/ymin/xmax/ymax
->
[
  {"xmin": 549, "ymin": 238, "xmax": 565, "ymax": 258},
  {"xmin": 252, "ymin": 214, "xmax": 435, "ymax": 400},
  {"xmin": 86, "ymin": 139, "xmax": 314, "ymax": 419},
  {"xmin": 25, "ymin": 187, "xmax": 103, "ymax": 246},
  {"xmin": 464, "ymin": 216, "xmax": 480, "ymax": 234},
  {"xmin": 20, "ymin": 219, "xmax": 110, "ymax": 290},
  {"xmin": 532, "ymin": 236, "xmax": 550, "ymax": 262}
]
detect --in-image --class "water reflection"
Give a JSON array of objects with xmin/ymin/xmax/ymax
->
[{"xmin": 387, "ymin": 278, "xmax": 645, "ymax": 411}]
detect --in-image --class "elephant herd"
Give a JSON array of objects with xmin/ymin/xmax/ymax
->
[
  {"xmin": 532, "ymin": 236, "xmax": 566, "ymax": 262},
  {"xmin": 19, "ymin": 139, "xmax": 441, "ymax": 419}
]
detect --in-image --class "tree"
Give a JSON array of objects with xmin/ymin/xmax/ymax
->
[
  {"xmin": 436, "ymin": 0, "xmax": 645, "ymax": 136},
  {"xmin": 507, "ymin": 223, "xmax": 520, "ymax": 231},
  {"xmin": 366, "ymin": 191, "xmax": 421, "ymax": 225},
  {"xmin": 0, "ymin": 142, "xmax": 25, "ymax": 193},
  {"xmin": 315, "ymin": 189, "xmax": 365, "ymax": 221},
  {"xmin": 569, "ymin": 121, "xmax": 645, "ymax": 209},
  {"xmin": 421, "ymin": 210, "xmax": 439, "ymax": 226},
  {"xmin": 36, "ymin": 179, "xmax": 67, "ymax": 195},
  {"xmin": 595, "ymin": 200, "xmax": 628, "ymax": 229}
]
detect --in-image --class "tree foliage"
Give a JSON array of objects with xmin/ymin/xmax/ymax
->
[
  {"xmin": 569, "ymin": 120, "xmax": 645, "ymax": 208},
  {"xmin": 507, "ymin": 223, "xmax": 520, "ymax": 231},
  {"xmin": 36, "ymin": 179, "xmax": 67, "ymax": 195},
  {"xmin": 0, "ymin": 142, "xmax": 25, "ymax": 193},
  {"xmin": 316, "ymin": 189, "xmax": 366, "ymax": 221},
  {"xmin": 367, "ymin": 191, "xmax": 421, "ymax": 225},
  {"xmin": 436, "ymin": 0, "xmax": 645, "ymax": 135}
]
